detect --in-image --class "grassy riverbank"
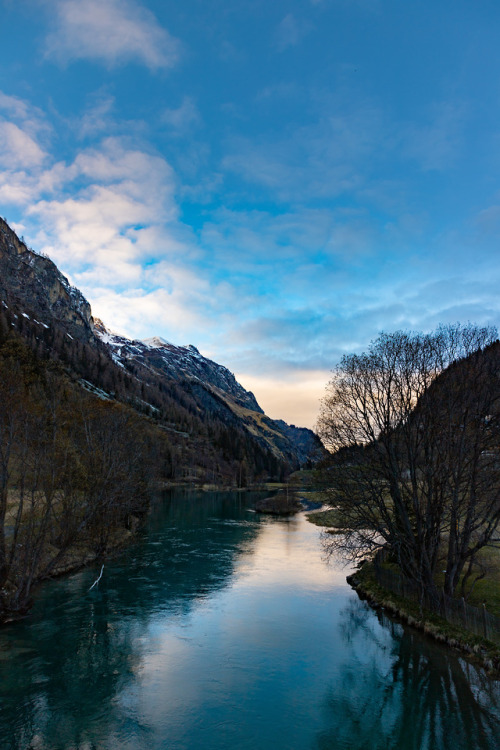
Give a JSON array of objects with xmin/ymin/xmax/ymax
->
[
  {"xmin": 307, "ymin": 507, "xmax": 500, "ymax": 674},
  {"xmin": 347, "ymin": 561, "xmax": 500, "ymax": 675},
  {"xmin": 307, "ymin": 507, "xmax": 500, "ymax": 614}
]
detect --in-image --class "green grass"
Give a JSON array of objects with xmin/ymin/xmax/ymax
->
[
  {"xmin": 460, "ymin": 544, "xmax": 500, "ymax": 617},
  {"xmin": 351, "ymin": 562, "xmax": 500, "ymax": 664},
  {"xmin": 308, "ymin": 502, "xmax": 500, "ymax": 618},
  {"xmin": 306, "ymin": 507, "xmax": 350, "ymax": 529}
]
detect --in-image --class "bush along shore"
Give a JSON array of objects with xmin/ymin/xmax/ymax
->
[{"xmin": 347, "ymin": 561, "xmax": 500, "ymax": 677}]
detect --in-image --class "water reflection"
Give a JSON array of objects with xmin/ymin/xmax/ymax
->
[
  {"xmin": 0, "ymin": 490, "xmax": 263, "ymax": 750},
  {"xmin": 316, "ymin": 598, "xmax": 500, "ymax": 750},
  {"xmin": 0, "ymin": 492, "xmax": 498, "ymax": 750}
]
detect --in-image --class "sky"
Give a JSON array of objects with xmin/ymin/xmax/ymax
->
[{"xmin": 1, "ymin": 0, "xmax": 500, "ymax": 429}]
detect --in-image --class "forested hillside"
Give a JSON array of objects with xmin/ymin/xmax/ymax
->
[
  {"xmin": 0, "ymin": 216, "xmax": 327, "ymax": 620},
  {"xmin": 0, "ymin": 216, "xmax": 324, "ymax": 486}
]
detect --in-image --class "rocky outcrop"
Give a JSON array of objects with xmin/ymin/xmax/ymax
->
[{"xmin": 0, "ymin": 217, "xmax": 94, "ymax": 341}]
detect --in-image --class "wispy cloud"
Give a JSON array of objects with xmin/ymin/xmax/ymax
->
[
  {"xmin": 275, "ymin": 14, "xmax": 311, "ymax": 51},
  {"xmin": 77, "ymin": 94, "xmax": 115, "ymax": 139},
  {"xmin": 0, "ymin": 93, "xmax": 52, "ymax": 201},
  {"xmin": 0, "ymin": 92, "xmax": 47, "ymax": 124},
  {"xmin": 161, "ymin": 97, "xmax": 201, "ymax": 135},
  {"xmin": 0, "ymin": 122, "xmax": 47, "ymax": 169},
  {"xmin": 222, "ymin": 96, "xmax": 384, "ymax": 202},
  {"xmin": 44, "ymin": 0, "xmax": 181, "ymax": 70}
]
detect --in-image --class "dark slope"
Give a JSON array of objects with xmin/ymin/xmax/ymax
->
[{"xmin": 0, "ymin": 217, "xmax": 325, "ymax": 482}]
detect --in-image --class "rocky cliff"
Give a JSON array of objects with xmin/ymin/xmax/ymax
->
[{"xmin": 0, "ymin": 218, "xmax": 94, "ymax": 341}]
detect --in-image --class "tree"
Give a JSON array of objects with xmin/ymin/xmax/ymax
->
[
  {"xmin": 317, "ymin": 324, "xmax": 500, "ymax": 605},
  {"xmin": 0, "ymin": 337, "xmax": 159, "ymax": 619}
]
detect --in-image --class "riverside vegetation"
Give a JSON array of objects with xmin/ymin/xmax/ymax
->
[
  {"xmin": 0, "ymin": 335, "xmax": 158, "ymax": 620},
  {"xmin": 310, "ymin": 324, "xmax": 500, "ymax": 668}
]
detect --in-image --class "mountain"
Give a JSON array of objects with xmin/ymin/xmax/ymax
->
[
  {"xmin": 94, "ymin": 319, "xmax": 263, "ymax": 413},
  {"xmin": 0, "ymin": 217, "xmax": 325, "ymax": 483},
  {"xmin": 273, "ymin": 420, "xmax": 327, "ymax": 467},
  {"xmin": 0, "ymin": 226, "xmax": 92, "ymax": 339}
]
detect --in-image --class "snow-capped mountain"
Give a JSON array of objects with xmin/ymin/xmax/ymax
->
[
  {"xmin": 94, "ymin": 319, "xmax": 263, "ymax": 413},
  {"xmin": 0, "ymin": 216, "xmax": 326, "ymax": 471}
]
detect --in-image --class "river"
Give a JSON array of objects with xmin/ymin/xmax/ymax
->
[{"xmin": 0, "ymin": 489, "xmax": 499, "ymax": 750}]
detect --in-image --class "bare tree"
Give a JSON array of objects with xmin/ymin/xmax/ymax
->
[
  {"xmin": 317, "ymin": 324, "xmax": 500, "ymax": 604},
  {"xmin": 0, "ymin": 343, "xmax": 157, "ymax": 619}
]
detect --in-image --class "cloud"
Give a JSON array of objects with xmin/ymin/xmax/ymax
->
[
  {"xmin": 222, "ymin": 97, "xmax": 384, "ymax": 202},
  {"xmin": 0, "ymin": 92, "xmax": 46, "ymax": 123},
  {"xmin": 0, "ymin": 161, "xmax": 73, "ymax": 207},
  {"xmin": 275, "ymin": 14, "xmax": 312, "ymax": 51},
  {"xmin": 28, "ymin": 137, "xmax": 182, "ymax": 284},
  {"xmin": 162, "ymin": 97, "xmax": 201, "ymax": 134},
  {"xmin": 222, "ymin": 93, "xmax": 466, "ymax": 208},
  {"xmin": 77, "ymin": 95, "xmax": 115, "ymax": 138},
  {"xmin": 44, "ymin": 0, "xmax": 181, "ymax": 70},
  {"xmin": 0, "ymin": 92, "xmax": 53, "ymax": 201},
  {"xmin": 0, "ymin": 122, "xmax": 47, "ymax": 169},
  {"xmin": 276, "ymin": 14, "xmax": 300, "ymax": 50}
]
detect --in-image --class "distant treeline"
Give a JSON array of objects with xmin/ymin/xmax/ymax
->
[{"xmin": 0, "ymin": 299, "xmax": 289, "ymax": 488}]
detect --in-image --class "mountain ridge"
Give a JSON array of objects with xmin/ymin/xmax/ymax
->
[{"xmin": 0, "ymin": 216, "xmax": 326, "ymax": 479}]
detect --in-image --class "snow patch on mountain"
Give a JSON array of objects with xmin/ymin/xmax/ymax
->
[
  {"xmin": 142, "ymin": 336, "xmax": 172, "ymax": 348},
  {"xmin": 95, "ymin": 321, "xmax": 264, "ymax": 413}
]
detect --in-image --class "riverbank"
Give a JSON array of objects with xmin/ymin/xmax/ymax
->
[
  {"xmin": 307, "ymin": 508, "xmax": 500, "ymax": 677},
  {"xmin": 347, "ymin": 561, "xmax": 500, "ymax": 676},
  {"xmin": 0, "ymin": 524, "xmax": 138, "ymax": 625}
]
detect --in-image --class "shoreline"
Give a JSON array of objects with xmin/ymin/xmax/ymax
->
[
  {"xmin": 347, "ymin": 562, "xmax": 500, "ymax": 677},
  {"xmin": 0, "ymin": 528, "xmax": 136, "ymax": 626},
  {"xmin": 0, "ymin": 484, "xmax": 278, "ymax": 626}
]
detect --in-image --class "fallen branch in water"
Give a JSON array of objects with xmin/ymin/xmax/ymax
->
[{"xmin": 89, "ymin": 564, "xmax": 104, "ymax": 591}]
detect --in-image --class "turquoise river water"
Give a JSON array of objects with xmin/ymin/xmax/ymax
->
[{"xmin": 0, "ymin": 489, "xmax": 499, "ymax": 750}]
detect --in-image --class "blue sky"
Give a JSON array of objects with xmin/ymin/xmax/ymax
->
[{"xmin": 1, "ymin": 0, "xmax": 500, "ymax": 427}]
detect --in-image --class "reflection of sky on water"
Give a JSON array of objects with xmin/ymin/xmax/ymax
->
[
  {"xmin": 0, "ymin": 490, "xmax": 499, "ymax": 750},
  {"xmin": 114, "ymin": 513, "xmax": 355, "ymax": 750}
]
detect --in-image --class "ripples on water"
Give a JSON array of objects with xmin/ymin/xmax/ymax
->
[{"xmin": 0, "ymin": 489, "xmax": 499, "ymax": 750}]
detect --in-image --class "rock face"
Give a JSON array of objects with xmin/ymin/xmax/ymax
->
[
  {"xmin": 0, "ymin": 217, "xmax": 326, "ymax": 469},
  {"xmin": 0, "ymin": 218, "xmax": 94, "ymax": 341},
  {"xmin": 94, "ymin": 319, "xmax": 263, "ymax": 413}
]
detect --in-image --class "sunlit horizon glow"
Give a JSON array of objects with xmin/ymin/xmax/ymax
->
[{"xmin": 1, "ymin": 1, "xmax": 500, "ymax": 429}]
